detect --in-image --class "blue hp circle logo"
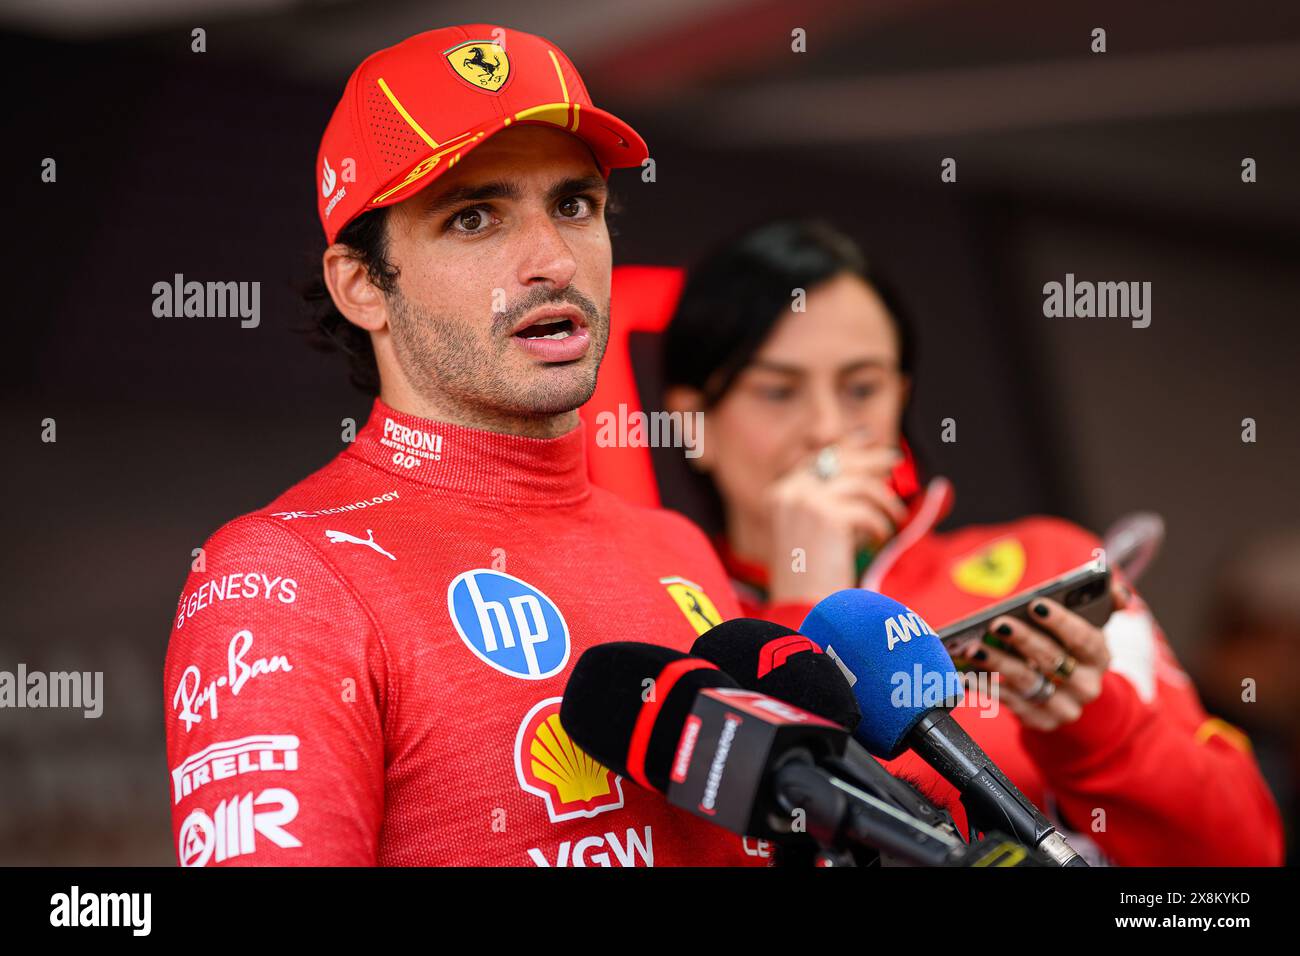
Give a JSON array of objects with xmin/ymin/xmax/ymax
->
[{"xmin": 446, "ymin": 570, "xmax": 571, "ymax": 680}]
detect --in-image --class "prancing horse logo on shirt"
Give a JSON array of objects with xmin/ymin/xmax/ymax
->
[
  {"xmin": 324, "ymin": 528, "xmax": 396, "ymax": 561},
  {"xmin": 951, "ymin": 537, "xmax": 1025, "ymax": 598},
  {"xmin": 660, "ymin": 576, "xmax": 723, "ymax": 636}
]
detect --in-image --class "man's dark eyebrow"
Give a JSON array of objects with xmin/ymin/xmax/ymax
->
[
  {"xmin": 420, "ymin": 174, "xmax": 607, "ymax": 219},
  {"xmin": 420, "ymin": 180, "xmax": 522, "ymax": 218},
  {"xmin": 546, "ymin": 174, "xmax": 608, "ymax": 203}
]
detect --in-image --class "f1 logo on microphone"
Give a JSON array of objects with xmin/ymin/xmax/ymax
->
[
  {"xmin": 756, "ymin": 634, "xmax": 822, "ymax": 677},
  {"xmin": 447, "ymin": 569, "xmax": 571, "ymax": 679}
]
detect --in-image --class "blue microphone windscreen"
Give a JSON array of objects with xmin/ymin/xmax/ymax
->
[{"xmin": 800, "ymin": 589, "xmax": 961, "ymax": 759}]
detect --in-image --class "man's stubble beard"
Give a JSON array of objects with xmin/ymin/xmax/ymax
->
[{"xmin": 387, "ymin": 285, "xmax": 609, "ymax": 424}]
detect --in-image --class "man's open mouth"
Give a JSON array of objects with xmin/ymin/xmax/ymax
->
[{"xmin": 514, "ymin": 317, "xmax": 577, "ymax": 341}]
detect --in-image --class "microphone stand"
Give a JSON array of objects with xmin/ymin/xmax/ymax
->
[{"xmin": 771, "ymin": 758, "xmax": 1048, "ymax": 867}]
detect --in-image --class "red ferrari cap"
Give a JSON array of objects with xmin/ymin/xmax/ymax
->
[{"xmin": 316, "ymin": 24, "xmax": 649, "ymax": 244}]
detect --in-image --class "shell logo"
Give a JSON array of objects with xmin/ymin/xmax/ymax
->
[{"xmin": 515, "ymin": 697, "xmax": 624, "ymax": 822}]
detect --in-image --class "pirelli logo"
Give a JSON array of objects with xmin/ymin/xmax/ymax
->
[{"xmin": 171, "ymin": 734, "xmax": 300, "ymax": 805}]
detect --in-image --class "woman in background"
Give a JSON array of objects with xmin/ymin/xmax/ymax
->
[{"xmin": 661, "ymin": 219, "xmax": 1283, "ymax": 865}]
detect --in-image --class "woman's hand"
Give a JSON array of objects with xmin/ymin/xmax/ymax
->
[
  {"xmin": 765, "ymin": 435, "xmax": 908, "ymax": 605},
  {"xmin": 960, "ymin": 579, "xmax": 1130, "ymax": 731}
]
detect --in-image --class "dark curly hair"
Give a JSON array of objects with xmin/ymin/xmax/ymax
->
[
  {"xmin": 300, "ymin": 208, "xmax": 398, "ymax": 394},
  {"xmin": 663, "ymin": 218, "xmax": 916, "ymax": 406}
]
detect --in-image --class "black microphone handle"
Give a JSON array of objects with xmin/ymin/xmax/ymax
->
[
  {"xmin": 832, "ymin": 739, "xmax": 956, "ymax": 833},
  {"xmin": 909, "ymin": 709, "xmax": 1086, "ymax": 865},
  {"xmin": 771, "ymin": 760, "xmax": 962, "ymax": 866}
]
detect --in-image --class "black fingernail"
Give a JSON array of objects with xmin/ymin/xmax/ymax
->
[
  {"xmin": 972, "ymin": 649, "xmax": 988, "ymax": 662},
  {"xmin": 1032, "ymin": 602, "xmax": 1050, "ymax": 618},
  {"xmin": 995, "ymin": 622, "xmax": 1012, "ymax": 637}
]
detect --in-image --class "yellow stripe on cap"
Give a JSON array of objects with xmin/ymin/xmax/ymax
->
[
  {"xmin": 376, "ymin": 77, "xmax": 440, "ymax": 149},
  {"xmin": 547, "ymin": 50, "xmax": 571, "ymax": 103},
  {"xmin": 369, "ymin": 131, "xmax": 485, "ymax": 204},
  {"xmin": 544, "ymin": 50, "xmax": 579, "ymax": 132},
  {"xmin": 513, "ymin": 103, "xmax": 574, "ymax": 129}
]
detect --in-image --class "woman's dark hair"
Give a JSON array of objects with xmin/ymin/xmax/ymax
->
[
  {"xmin": 658, "ymin": 219, "xmax": 921, "ymax": 536},
  {"xmin": 662, "ymin": 218, "xmax": 916, "ymax": 406},
  {"xmin": 301, "ymin": 208, "xmax": 399, "ymax": 395}
]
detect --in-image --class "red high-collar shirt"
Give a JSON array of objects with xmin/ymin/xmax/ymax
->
[{"xmin": 163, "ymin": 400, "xmax": 764, "ymax": 866}]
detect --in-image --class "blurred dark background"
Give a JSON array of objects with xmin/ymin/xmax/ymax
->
[{"xmin": 2, "ymin": 0, "xmax": 1298, "ymax": 864}]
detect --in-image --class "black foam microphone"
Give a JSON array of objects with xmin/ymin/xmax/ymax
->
[
  {"xmin": 692, "ymin": 618, "xmax": 957, "ymax": 839},
  {"xmin": 559, "ymin": 641, "xmax": 739, "ymax": 793},
  {"xmin": 560, "ymin": 642, "xmax": 1027, "ymax": 865},
  {"xmin": 691, "ymin": 618, "xmax": 861, "ymax": 730}
]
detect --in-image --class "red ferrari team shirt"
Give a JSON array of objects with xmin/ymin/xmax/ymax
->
[{"xmin": 163, "ymin": 399, "xmax": 762, "ymax": 867}]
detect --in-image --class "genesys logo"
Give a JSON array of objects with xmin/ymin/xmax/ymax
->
[
  {"xmin": 515, "ymin": 698, "xmax": 623, "ymax": 822},
  {"xmin": 171, "ymin": 734, "xmax": 300, "ymax": 805},
  {"xmin": 175, "ymin": 571, "xmax": 298, "ymax": 630},
  {"xmin": 178, "ymin": 787, "xmax": 300, "ymax": 867},
  {"xmin": 172, "ymin": 629, "xmax": 294, "ymax": 732},
  {"xmin": 447, "ymin": 570, "xmax": 569, "ymax": 679},
  {"xmin": 527, "ymin": 826, "xmax": 654, "ymax": 868}
]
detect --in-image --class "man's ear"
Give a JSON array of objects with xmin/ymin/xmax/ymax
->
[{"xmin": 322, "ymin": 245, "xmax": 389, "ymax": 332}]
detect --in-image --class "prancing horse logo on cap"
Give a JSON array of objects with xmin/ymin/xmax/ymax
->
[{"xmin": 445, "ymin": 40, "xmax": 510, "ymax": 92}]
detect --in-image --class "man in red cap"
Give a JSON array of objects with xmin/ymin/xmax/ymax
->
[{"xmin": 162, "ymin": 25, "xmax": 760, "ymax": 867}]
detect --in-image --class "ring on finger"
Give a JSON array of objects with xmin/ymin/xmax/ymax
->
[
  {"xmin": 812, "ymin": 446, "xmax": 840, "ymax": 481},
  {"xmin": 1026, "ymin": 672, "xmax": 1057, "ymax": 703},
  {"xmin": 1050, "ymin": 653, "xmax": 1078, "ymax": 684}
]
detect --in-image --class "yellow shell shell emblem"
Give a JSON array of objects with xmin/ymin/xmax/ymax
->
[
  {"xmin": 516, "ymin": 698, "xmax": 623, "ymax": 821},
  {"xmin": 529, "ymin": 714, "xmax": 613, "ymax": 804},
  {"xmin": 446, "ymin": 40, "xmax": 510, "ymax": 92},
  {"xmin": 951, "ymin": 538, "xmax": 1026, "ymax": 598},
  {"xmin": 660, "ymin": 576, "xmax": 723, "ymax": 635}
]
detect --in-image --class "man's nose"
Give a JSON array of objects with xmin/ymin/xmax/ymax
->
[{"xmin": 515, "ymin": 213, "xmax": 578, "ymax": 290}]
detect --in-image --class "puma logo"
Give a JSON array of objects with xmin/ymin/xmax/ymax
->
[{"xmin": 324, "ymin": 528, "xmax": 395, "ymax": 561}]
